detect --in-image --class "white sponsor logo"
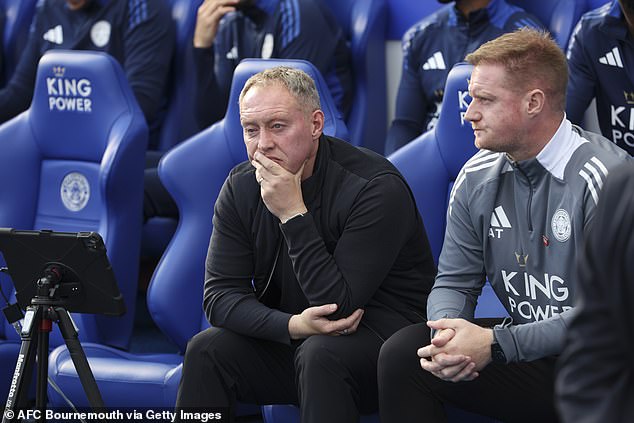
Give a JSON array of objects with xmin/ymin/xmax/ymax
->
[
  {"xmin": 43, "ymin": 25, "xmax": 63, "ymax": 45},
  {"xmin": 551, "ymin": 209, "xmax": 571, "ymax": 242},
  {"xmin": 47, "ymin": 68, "xmax": 93, "ymax": 113},
  {"xmin": 61, "ymin": 172, "xmax": 90, "ymax": 212},
  {"xmin": 501, "ymin": 270, "xmax": 572, "ymax": 321},
  {"xmin": 598, "ymin": 46, "xmax": 623, "ymax": 68},
  {"xmin": 458, "ymin": 90, "xmax": 471, "ymax": 125},
  {"xmin": 610, "ymin": 105, "xmax": 634, "ymax": 147},
  {"xmin": 90, "ymin": 20, "xmax": 111, "ymax": 48},
  {"xmin": 489, "ymin": 205, "xmax": 511, "ymax": 239},
  {"xmin": 422, "ymin": 51, "xmax": 446, "ymax": 70}
]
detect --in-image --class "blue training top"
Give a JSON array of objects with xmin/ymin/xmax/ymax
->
[
  {"xmin": 192, "ymin": 0, "xmax": 352, "ymax": 129},
  {"xmin": 566, "ymin": 0, "xmax": 634, "ymax": 156},
  {"xmin": 385, "ymin": 0, "xmax": 543, "ymax": 154}
]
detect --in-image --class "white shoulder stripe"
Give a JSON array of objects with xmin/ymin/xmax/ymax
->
[
  {"xmin": 583, "ymin": 162, "xmax": 605, "ymax": 191},
  {"xmin": 579, "ymin": 156, "xmax": 610, "ymax": 205},
  {"xmin": 590, "ymin": 156, "xmax": 608, "ymax": 177},
  {"xmin": 465, "ymin": 159, "xmax": 499, "ymax": 174},
  {"xmin": 579, "ymin": 169, "xmax": 600, "ymax": 205},
  {"xmin": 464, "ymin": 150, "xmax": 499, "ymax": 169},
  {"xmin": 448, "ymin": 151, "xmax": 501, "ymax": 215}
]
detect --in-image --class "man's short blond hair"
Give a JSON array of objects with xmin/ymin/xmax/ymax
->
[
  {"xmin": 239, "ymin": 66, "xmax": 322, "ymax": 114},
  {"xmin": 465, "ymin": 28, "xmax": 568, "ymax": 111}
]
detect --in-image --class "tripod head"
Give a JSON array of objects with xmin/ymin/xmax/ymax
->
[{"xmin": 0, "ymin": 228, "xmax": 125, "ymax": 316}]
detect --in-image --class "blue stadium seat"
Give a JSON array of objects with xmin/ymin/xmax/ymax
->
[
  {"xmin": 1, "ymin": 0, "xmax": 37, "ymax": 85},
  {"xmin": 0, "ymin": 50, "xmax": 147, "ymax": 397},
  {"xmin": 140, "ymin": 0, "xmax": 202, "ymax": 258},
  {"xmin": 385, "ymin": 0, "xmax": 442, "ymax": 39},
  {"xmin": 388, "ymin": 62, "xmax": 507, "ymax": 316},
  {"xmin": 389, "ymin": 63, "xmax": 476, "ymax": 263},
  {"xmin": 509, "ymin": 0, "xmax": 587, "ymax": 49},
  {"xmin": 388, "ymin": 61, "xmax": 506, "ymax": 422},
  {"xmin": 156, "ymin": 0, "xmax": 201, "ymax": 152},
  {"xmin": 47, "ymin": 58, "xmax": 347, "ymax": 410},
  {"xmin": 585, "ymin": 0, "xmax": 610, "ymax": 10},
  {"xmin": 322, "ymin": 0, "xmax": 388, "ymax": 153}
]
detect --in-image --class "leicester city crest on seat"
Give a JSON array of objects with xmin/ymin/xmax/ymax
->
[{"xmin": 60, "ymin": 172, "xmax": 90, "ymax": 212}]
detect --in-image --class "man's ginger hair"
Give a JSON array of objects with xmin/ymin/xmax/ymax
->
[{"xmin": 466, "ymin": 28, "xmax": 568, "ymax": 112}]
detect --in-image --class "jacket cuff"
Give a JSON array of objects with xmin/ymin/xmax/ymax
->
[{"xmin": 493, "ymin": 319, "xmax": 517, "ymax": 363}]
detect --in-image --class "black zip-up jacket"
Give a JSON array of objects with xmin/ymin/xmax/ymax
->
[{"xmin": 203, "ymin": 135, "xmax": 436, "ymax": 344}]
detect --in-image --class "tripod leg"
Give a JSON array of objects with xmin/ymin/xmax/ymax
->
[
  {"xmin": 36, "ymin": 314, "xmax": 52, "ymax": 416},
  {"xmin": 54, "ymin": 307, "xmax": 105, "ymax": 410},
  {"xmin": 2, "ymin": 306, "xmax": 40, "ymax": 423}
]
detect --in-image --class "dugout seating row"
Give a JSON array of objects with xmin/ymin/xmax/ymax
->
[
  {"xmin": 0, "ymin": 0, "xmax": 609, "ymax": 154},
  {"xmin": 0, "ymin": 0, "xmax": 613, "ymax": 420},
  {"xmin": 0, "ymin": 43, "xmax": 505, "ymax": 418}
]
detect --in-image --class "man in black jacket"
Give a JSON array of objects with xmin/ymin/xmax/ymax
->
[
  {"xmin": 175, "ymin": 66, "xmax": 436, "ymax": 422},
  {"xmin": 556, "ymin": 161, "xmax": 634, "ymax": 423}
]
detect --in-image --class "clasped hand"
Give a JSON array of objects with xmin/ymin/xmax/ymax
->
[
  {"xmin": 288, "ymin": 304, "xmax": 364, "ymax": 340},
  {"xmin": 417, "ymin": 318, "xmax": 493, "ymax": 383},
  {"xmin": 252, "ymin": 152, "xmax": 308, "ymax": 223}
]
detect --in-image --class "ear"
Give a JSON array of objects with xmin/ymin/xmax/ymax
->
[
  {"xmin": 311, "ymin": 109, "xmax": 325, "ymax": 139},
  {"xmin": 525, "ymin": 89, "xmax": 545, "ymax": 116}
]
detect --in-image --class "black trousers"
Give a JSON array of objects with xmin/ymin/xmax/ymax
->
[
  {"xmin": 176, "ymin": 325, "xmax": 384, "ymax": 423},
  {"xmin": 378, "ymin": 322, "xmax": 559, "ymax": 423}
]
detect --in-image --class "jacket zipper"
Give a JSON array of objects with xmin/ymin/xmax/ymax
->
[{"xmin": 515, "ymin": 164, "xmax": 534, "ymax": 232}]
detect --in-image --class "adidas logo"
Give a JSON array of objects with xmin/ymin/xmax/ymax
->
[
  {"xmin": 598, "ymin": 47, "xmax": 623, "ymax": 68},
  {"xmin": 490, "ymin": 206, "xmax": 512, "ymax": 228},
  {"xmin": 226, "ymin": 46, "xmax": 238, "ymax": 60},
  {"xmin": 422, "ymin": 51, "xmax": 446, "ymax": 70},
  {"xmin": 43, "ymin": 25, "xmax": 63, "ymax": 45},
  {"xmin": 489, "ymin": 206, "xmax": 511, "ymax": 239}
]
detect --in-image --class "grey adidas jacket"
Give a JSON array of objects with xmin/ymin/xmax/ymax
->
[{"xmin": 428, "ymin": 118, "xmax": 630, "ymax": 362}]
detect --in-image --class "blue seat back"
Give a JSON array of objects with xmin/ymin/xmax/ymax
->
[
  {"xmin": 385, "ymin": 0, "xmax": 442, "ymax": 39},
  {"xmin": 509, "ymin": 0, "xmax": 587, "ymax": 49},
  {"xmin": 585, "ymin": 0, "xmax": 611, "ymax": 10},
  {"xmin": 149, "ymin": 58, "xmax": 348, "ymax": 352},
  {"xmin": 0, "ymin": 50, "xmax": 148, "ymax": 349},
  {"xmin": 1, "ymin": 0, "xmax": 37, "ymax": 84},
  {"xmin": 389, "ymin": 62, "xmax": 507, "ymax": 319},
  {"xmin": 156, "ymin": 0, "xmax": 201, "ymax": 151},
  {"xmin": 389, "ymin": 62, "xmax": 476, "ymax": 263},
  {"xmin": 322, "ymin": 0, "xmax": 387, "ymax": 153}
]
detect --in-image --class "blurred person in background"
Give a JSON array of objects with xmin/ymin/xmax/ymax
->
[
  {"xmin": 0, "ymin": 0, "xmax": 175, "ymax": 148},
  {"xmin": 566, "ymin": 0, "xmax": 634, "ymax": 156},
  {"xmin": 385, "ymin": 0, "xmax": 543, "ymax": 154},
  {"xmin": 192, "ymin": 0, "xmax": 352, "ymax": 129}
]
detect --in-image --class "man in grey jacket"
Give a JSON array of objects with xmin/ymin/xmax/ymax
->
[{"xmin": 378, "ymin": 28, "xmax": 630, "ymax": 423}]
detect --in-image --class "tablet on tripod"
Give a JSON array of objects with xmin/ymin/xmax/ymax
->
[{"xmin": 0, "ymin": 228, "xmax": 125, "ymax": 316}]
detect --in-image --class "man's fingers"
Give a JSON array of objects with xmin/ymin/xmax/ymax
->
[
  {"xmin": 427, "ymin": 318, "xmax": 458, "ymax": 331},
  {"xmin": 430, "ymin": 327, "xmax": 455, "ymax": 347},
  {"xmin": 327, "ymin": 309, "xmax": 364, "ymax": 336},
  {"xmin": 253, "ymin": 152, "xmax": 279, "ymax": 170},
  {"xmin": 433, "ymin": 352, "xmax": 469, "ymax": 367},
  {"xmin": 309, "ymin": 303, "xmax": 338, "ymax": 318},
  {"xmin": 448, "ymin": 362, "xmax": 478, "ymax": 383},
  {"xmin": 417, "ymin": 345, "xmax": 432, "ymax": 359}
]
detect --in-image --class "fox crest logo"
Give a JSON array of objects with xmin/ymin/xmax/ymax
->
[
  {"xmin": 551, "ymin": 209, "xmax": 571, "ymax": 242},
  {"xmin": 60, "ymin": 172, "xmax": 90, "ymax": 212}
]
